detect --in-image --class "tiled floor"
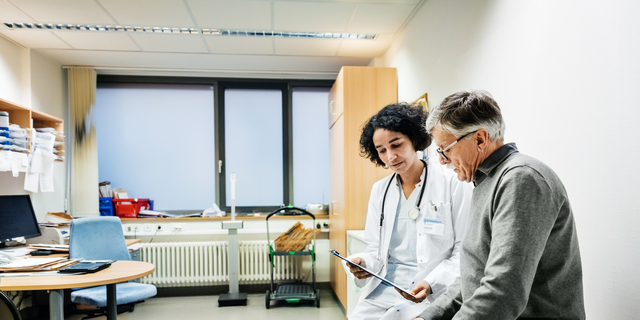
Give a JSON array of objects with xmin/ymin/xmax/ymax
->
[{"xmin": 65, "ymin": 290, "xmax": 344, "ymax": 320}]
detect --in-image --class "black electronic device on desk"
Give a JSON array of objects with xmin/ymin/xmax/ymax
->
[
  {"xmin": 0, "ymin": 195, "xmax": 42, "ymax": 248},
  {"xmin": 58, "ymin": 260, "xmax": 113, "ymax": 274},
  {"xmin": 30, "ymin": 250, "xmax": 54, "ymax": 256}
]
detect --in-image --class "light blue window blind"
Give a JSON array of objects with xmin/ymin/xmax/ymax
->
[
  {"xmin": 292, "ymin": 87, "xmax": 330, "ymax": 208},
  {"xmin": 95, "ymin": 83, "xmax": 215, "ymax": 211},
  {"xmin": 224, "ymin": 88, "xmax": 283, "ymax": 207}
]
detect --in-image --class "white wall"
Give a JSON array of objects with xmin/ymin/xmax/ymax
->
[
  {"xmin": 28, "ymin": 50, "xmax": 67, "ymax": 220},
  {"xmin": 0, "ymin": 36, "xmax": 28, "ymax": 106},
  {"xmin": 0, "ymin": 35, "xmax": 67, "ymax": 222},
  {"xmin": 373, "ymin": 1, "xmax": 640, "ymax": 319}
]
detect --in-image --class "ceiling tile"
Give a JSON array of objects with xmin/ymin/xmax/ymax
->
[
  {"xmin": 204, "ymin": 36, "xmax": 273, "ymax": 55},
  {"xmin": 0, "ymin": 0, "xmax": 34, "ymax": 21},
  {"xmin": 97, "ymin": 0, "xmax": 195, "ymax": 27},
  {"xmin": 274, "ymin": 38, "xmax": 341, "ymax": 56},
  {"xmin": 53, "ymin": 31, "xmax": 139, "ymax": 51},
  {"xmin": 0, "ymin": 29, "xmax": 71, "ymax": 49},
  {"xmin": 187, "ymin": 0, "xmax": 271, "ymax": 30},
  {"xmin": 130, "ymin": 33, "xmax": 208, "ymax": 53},
  {"xmin": 274, "ymin": 2, "xmax": 355, "ymax": 32},
  {"xmin": 337, "ymin": 33, "xmax": 393, "ymax": 58},
  {"xmin": 9, "ymin": 0, "xmax": 115, "ymax": 24},
  {"xmin": 347, "ymin": 4, "xmax": 415, "ymax": 34}
]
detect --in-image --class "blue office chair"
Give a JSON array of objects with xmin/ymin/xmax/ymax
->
[{"xmin": 69, "ymin": 216, "xmax": 156, "ymax": 318}]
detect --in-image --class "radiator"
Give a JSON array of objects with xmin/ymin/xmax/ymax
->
[{"xmin": 139, "ymin": 241, "xmax": 302, "ymax": 286}]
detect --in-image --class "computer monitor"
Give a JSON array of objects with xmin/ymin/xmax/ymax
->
[{"xmin": 0, "ymin": 195, "xmax": 41, "ymax": 242}]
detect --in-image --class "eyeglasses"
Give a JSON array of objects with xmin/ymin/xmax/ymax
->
[{"xmin": 436, "ymin": 130, "xmax": 477, "ymax": 161}]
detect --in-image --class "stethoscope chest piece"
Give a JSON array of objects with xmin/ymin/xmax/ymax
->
[{"xmin": 408, "ymin": 207, "xmax": 420, "ymax": 220}]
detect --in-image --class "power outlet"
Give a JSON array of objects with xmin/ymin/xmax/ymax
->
[
  {"xmin": 143, "ymin": 224, "xmax": 153, "ymax": 232},
  {"xmin": 171, "ymin": 224, "xmax": 184, "ymax": 232}
]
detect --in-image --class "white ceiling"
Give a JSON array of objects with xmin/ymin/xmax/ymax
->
[{"xmin": 0, "ymin": 0, "xmax": 424, "ymax": 78}]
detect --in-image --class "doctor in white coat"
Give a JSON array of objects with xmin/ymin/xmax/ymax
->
[{"xmin": 347, "ymin": 103, "xmax": 471, "ymax": 320}]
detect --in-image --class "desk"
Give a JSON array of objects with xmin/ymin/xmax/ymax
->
[
  {"xmin": 125, "ymin": 239, "xmax": 141, "ymax": 246},
  {"xmin": 0, "ymin": 261, "xmax": 154, "ymax": 320}
]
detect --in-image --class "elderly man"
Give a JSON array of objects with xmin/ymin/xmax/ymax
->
[{"xmin": 414, "ymin": 91, "xmax": 585, "ymax": 320}]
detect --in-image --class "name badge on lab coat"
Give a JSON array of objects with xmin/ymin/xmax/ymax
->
[{"xmin": 423, "ymin": 219, "xmax": 445, "ymax": 236}]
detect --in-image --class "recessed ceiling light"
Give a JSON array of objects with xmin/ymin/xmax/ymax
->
[{"xmin": 0, "ymin": 21, "xmax": 377, "ymax": 39}]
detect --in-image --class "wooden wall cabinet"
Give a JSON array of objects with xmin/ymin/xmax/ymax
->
[
  {"xmin": 0, "ymin": 97, "xmax": 64, "ymax": 160},
  {"xmin": 328, "ymin": 67, "xmax": 397, "ymax": 311}
]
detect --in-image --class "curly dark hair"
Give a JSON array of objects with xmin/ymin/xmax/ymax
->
[{"xmin": 359, "ymin": 102, "xmax": 431, "ymax": 167}]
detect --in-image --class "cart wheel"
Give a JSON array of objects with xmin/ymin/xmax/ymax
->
[
  {"xmin": 265, "ymin": 290, "xmax": 271, "ymax": 309},
  {"xmin": 316, "ymin": 289, "xmax": 320, "ymax": 308}
]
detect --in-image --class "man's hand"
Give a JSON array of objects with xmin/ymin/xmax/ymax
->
[
  {"xmin": 347, "ymin": 257, "xmax": 372, "ymax": 279},
  {"xmin": 396, "ymin": 280, "xmax": 432, "ymax": 303}
]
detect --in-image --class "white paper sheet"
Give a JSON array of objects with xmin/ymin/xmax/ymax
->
[
  {"xmin": 30, "ymin": 148, "xmax": 43, "ymax": 173},
  {"xmin": 24, "ymin": 171, "xmax": 39, "ymax": 193},
  {"xmin": 0, "ymin": 247, "xmax": 34, "ymax": 258},
  {"xmin": 11, "ymin": 158, "xmax": 18, "ymax": 177},
  {"xmin": 40, "ymin": 172, "xmax": 54, "ymax": 192},
  {"xmin": 27, "ymin": 244, "xmax": 69, "ymax": 250},
  {"xmin": 34, "ymin": 132, "xmax": 55, "ymax": 152},
  {"xmin": 41, "ymin": 150, "xmax": 55, "ymax": 175},
  {"xmin": 1, "ymin": 257, "xmax": 65, "ymax": 268},
  {"xmin": 18, "ymin": 152, "xmax": 28, "ymax": 171},
  {"xmin": 0, "ymin": 271, "xmax": 79, "ymax": 277},
  {"xmin": 0, "ymin": 150, "xmax": 8, "ymax": 171},
  {"xmin": 38, "ymin": 150, "xmax": 56, "ymax": 192}
]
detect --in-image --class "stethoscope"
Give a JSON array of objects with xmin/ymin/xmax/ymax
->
[{"xmin": 378, "ymin": 160, "xmax": 427, "ymax": 260}]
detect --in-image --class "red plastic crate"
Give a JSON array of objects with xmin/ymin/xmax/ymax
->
[{"xmin": 113, "ymin": 198, "xmax": 141, "ymax": 218}]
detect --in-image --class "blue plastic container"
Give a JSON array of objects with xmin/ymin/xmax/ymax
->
[
  {"xmin": 99, "ymin": 197, "xmax": 114, "ymax": 216},
  {"xmin": 1, "ymin": 111, "xmax": 9, "ymax": 145}
]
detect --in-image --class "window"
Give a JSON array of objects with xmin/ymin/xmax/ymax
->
[
  {"xmin": 223, "ymin": 88, "xmax": 284, "ymax": 207},
  {"xmin": 95, "ymin": 83, "xmax": 216, "ymax": 211},
  {"xmin": 292, "ymin": 87, "xmax": 330, "ymax": 208},
  {"xmin": 96, "ymin": 76, "xmax": 333, "ymax": 213}
]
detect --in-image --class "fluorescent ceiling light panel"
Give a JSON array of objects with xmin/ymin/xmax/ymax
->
[
  {"xmin": 1, "ymin": 21, "xmax": 201, "ymax": 35},
  {"xmin": 203, "ymin": 29, "xmax": 376, "ymax": 40},
  {"xmin": 1, "ymin": 22, "xmax": 376, "ymax": 39}
]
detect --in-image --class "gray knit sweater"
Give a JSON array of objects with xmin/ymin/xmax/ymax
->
[{"xmin": 419, "ymin": 143, "xmax": 585, "ymax": 320}]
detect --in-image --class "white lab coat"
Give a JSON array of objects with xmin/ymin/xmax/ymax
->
[{"xmin": 347, "ymin": 160, "xmax": 472, "ymax": 319}]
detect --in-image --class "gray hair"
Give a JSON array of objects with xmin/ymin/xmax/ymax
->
[{"xmin": 425, "ymin": 90, "xmax": 505, "ymax": 141}]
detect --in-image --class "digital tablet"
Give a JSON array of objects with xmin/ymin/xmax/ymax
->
[
  {"xmin": 330, "ymin": 250, "xmax": 417, "ymax": 298},
  {"xmin": 58, "ymin": 260, "xmax": 112, "ymax": 274}
]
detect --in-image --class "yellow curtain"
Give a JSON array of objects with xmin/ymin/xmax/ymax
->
[{"xmin": 68, "ymin": 68, "xmax": 98, "ymax": 216}]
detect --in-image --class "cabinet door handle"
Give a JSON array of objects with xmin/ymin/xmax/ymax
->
[
  {"xmin": 329, "ymin": 100, "xmax": 335, "ymax": 116},
  {"xmin": 331, "ymin": 201, "xmax": 338, "ymax": 215}
]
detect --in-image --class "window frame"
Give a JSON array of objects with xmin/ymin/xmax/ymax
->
[{"xmin": 97, "ymin": 75, "xmax": 333, "ymax": 214}]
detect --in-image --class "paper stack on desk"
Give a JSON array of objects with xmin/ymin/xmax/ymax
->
[
  {"xmin": 0, "ymin": 257, "xmax": 79, "ymax": 272},
  {"xmin": 26, "ymin": 244, "xmax": 69, "ymax": 252},
  {"xmin": 137, "ymin": 210, "xmax": 201, "ymax": 218}
]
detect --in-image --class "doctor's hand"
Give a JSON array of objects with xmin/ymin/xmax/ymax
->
[
  {"xmin": 347, "ymin": 257, "xmax": 373, "ymax": 279},
  {"xmin": 396, "ymin": 280, "xmax": 432, "ymax": 303}
]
